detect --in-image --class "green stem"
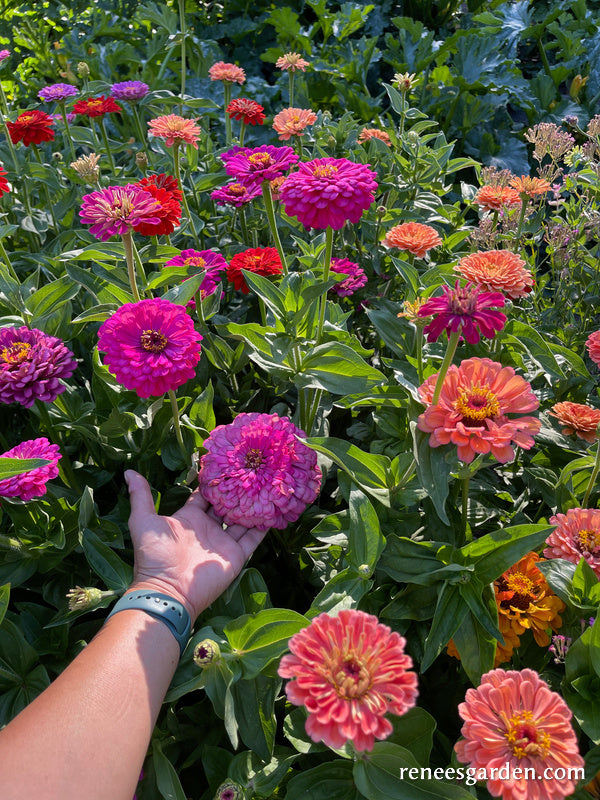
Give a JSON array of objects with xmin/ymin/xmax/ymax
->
[
  {"xmin": 239, "ymin": 119, "xmax": 246, "ymax": 146},
  {"xmin": 132, "ymin": 104, "xmax": 152, "ymax": 166},
  {"xmin": 178, "ymin": 0, "xmax": 187, "ymax": 113},
  {"xmin": 121, "ymin": 230, "xmax": 141, "ymax": 302},
  {"xmin": 223, "ymin": 83, "xmax": 232, "ymax": 145},
  {"xmin": 239, "ymin": 206, "xmax": 249, "ymax": 245},
  {"xmin": 261, "ymin": 181, "xmax": 287, "ymax": 273},
  {"xmin": 583, "ymin": 441, "xmax": 600, "ymax": 508},
  {"xmin": 168, "ymin": 389, "xmax": 189, "ymax": 466},
  {"xmin": 36, "ymin": 400, "xmax": 81, "ymax": 494},
  {"xmin": 0, "ymin": 81, "xmax": 9, "ymax": 117},
  {"xmin": 461, "ymin": 476, "xmax": 471, "ymax": 543},
  {"xmin": 58, "ymin": 102, "xmax": 77, "ymax": 162},
  {"xmin": 514, "ymin": 194, "xmax": 530, "ymax": 242},
  {"xmin": 431, "ymin": 329, "xmax": 461, "ymax": 405},
  {"xmin": 316, "ymin": 226, "xmax": 334, "ymax": 345},
  {"xmin": 289, "ymin": 72, "xmax": 294, "ymax": 107},
  {"xmin": 0, "ymin": 236, "xmax": 18, "ymax": 281},
  {"xmin": 130, "ymin": 235, "xmax": 147, "ymax": 292},
  {"xmin": 98, "ymin": 117, "xmax": 116, "ymax": 173},
  {"xmin": 32, "ymin": 145, "xmax": 59, "ymax": 230},
  {"xmin": 173, "ymin": 142, "xmax": 200, "ymax": 246},
  {"xmin": 416, "ymin": 326, "xmax": 424, "ymax": 384}
]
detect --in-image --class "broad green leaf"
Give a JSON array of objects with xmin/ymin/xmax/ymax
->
[
  {"xmin": 228, "ymin": 747, "xmax": 298, "ymax": 799},
  {"xmin": 153, "ymin": 741, "xmax": 187, "ymax": 800},
  {"xmin": 334, "ymin": 386, "xmax": 409, "ymax": 409},
  {"xmin": 285, "ymin": 761, "xmax": 363, "ymax": 800},
  {"xmin": 452, "ymin": 593, "xmax": 497, "ymax": 685},
  {"xmin": 412, "ymin": 426, "xmax": 451, "ymax": 525},
  {"xmin": 229, "ymin": 674, "xmax": 280, "ymax": 761},
  {"xmin": 387, "ymin": 708, "xmax": 436, "ymax": 766},
  {"xmin": 421, "ymin": 584, "xmax": 468, "ymax": 672},
  {"xmin": 224, "ymin": 609, "xmax": 308, "ymax": 679},
  {"xmin": 536, "ymin": 558, "xmax": 577, "ymax": 606},
  {"xmin": 347, "ymin": 486, "xmax": 386, "ymax": 572},
  {"xmin": 381, "ymin": 584, "xmax": 438, "ymax": 621},
  {"xmin": 307, "ymin": 569, "xmax": 373, "ymax": 617},
  {"xmin": 71, "ymin": 303, "xmax": 118, "ymax": 324},
  {"xmin": 81, "ymin": 528, "xmax": 133, "ymax": 591},
  {"xmin": 460, "ymin": 524, "xmax": 554, "ymax": 584},
  {"xmin": 66, "ymin": 263, "xmax": 132, "ymax": 304},
  {"xmin": 161, "ymin": 272, "xmax": 205, "ymax": 305},
  {"xmin": 25, "ymin": 275, "xmax": 80, "ymax": 320},
  {"xmin": 0, "ymin": 457, "xmax": 50, "ymax": 480},
  {"xmin": 458, "ymin": 577, "xmax": 503, "ymax": 643},
  {"xmin": 0, "ymin": 584, "xmax": 9, "ymax": 629},
  {"xmin": 296, "ymin": 342, "xmax": 385, "ymax": 396},
  {"xmin": 242, "ymin": 269, "xmax": 287, "ymax": 317},
  {"xmin": 379, "ymin": 536, "xmax": 467, "ymax": 586},
  {"xmin": 390, "ymin": 254, "xmax": 419, "ymax": 297},
  {"xmin": 572, "ymin": 557, "xmax": 600, "ymax": 609}
]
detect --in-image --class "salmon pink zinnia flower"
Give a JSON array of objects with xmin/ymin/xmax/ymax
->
[
  {"xmin": 272, "ymin": 107, "xmax": 317, "ymax": 140},
  {"xmin": 208, "ymin": 61, "xmax": 246, "ymax": 84},
  {"xmin": 418, "ymin": 357, "xmax": 541, "ymax": 463},
  {"xmin": 278, "ymin": 609, "xmax": 418, "ymax": 752},
  {"xmin": 227, "ymin": 247, "xmax": 283, "ymax": 293},
  {"xmin": 545, "ymin": 507, "xmax": 600, "ymax": 579},
  {"xmin": 148, "ymin": 114, "xmax": 201, "ymax": 149},
  {"xmin": 455, "ymin": 251, "xmax": 534, "ymax": 300},
  {"xmin": 198, "ymin": 412, "xmax": 321, "ymax": 530},
  {"xmin": 509, "ymin": 175, "xmax": 552, "ymax": 198},
  {"xmin": 585, "ymin": 330, "xmax": 600, "ymax": 368},
  {"xmin": 417, "ymin": 282, "xmax": 506, "ymax": 344},
  {"xmin": 280, "ymin": 157, "xmax": 378, "ymax": 230},
  {"xmin": 329, "ymin": 257, "xmax": 367, "ymax": 297},
  {"xmin": 80, "ymin": 185, "xmax": 162, "ymax": 241},
  {"xmin": 223, "ymin": 144, "xmax": 299, "ymax": 189},
  {"xmin": 0, "ymin": 438, "xmax": 62, "ymax": 502},
  {"xmin": 276, "ymin": 53, "xmax": 309, "ymax": 72},
  {"xmin": 474, "ymin": 185, "xmax": 522, "ymax": 212},
  {"xmin": 455, "ymin": 668, "xmax": 584, "ymax": 800},
  {"xmin": 7, "ymin": 110, "xmax": 55, "ymax": 146},
  {"xmin": 382, "ymin": 222, "xmax": 442, "ymax": 258},
  {"xmin": 358, "ymin": 128, "xmax": 391, "ymax": 146},
  {"xmin": 549, "ymin": 401, "xmax": 600, "ymax": 443}
]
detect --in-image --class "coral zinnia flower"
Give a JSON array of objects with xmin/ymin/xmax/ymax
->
[
  {"xmin": 280, "ymin": 157, "xmax": 378, "ymax": 230},
  {"xmin": 226, "ymin": 98, "xmax": 265, "ymax": 125},
  {"xmin": 545, "ymin": 508, "xmax": 600, "ymax": 578},
  {"xmin": 0, "ymin": 438, "xmax": 61, "ymax": 502},
  {"xmin": 278, "ymin": 609, "xmax": 418, "ymax": 752},
  {"xmin": 211, "ymin": 181, "xmax": 262, "ymax": 208},
  {"xmin": 417, "ymin": 282, "xmax": 506, "ymax": 344},
  {"xmin": 585, "ymin": 330, "xmax": 600, "ymax": 368},
  {"xmin": 208, "ymin": 61, "xmax": 246, "ymax": 84},
  {"xmin": 473, "ymin": 185, "xmax": 522, "ymax": 212},
  {"xmin": 455, "ymin": 668, "xmax": 584, "ymax": 800},
  {"xmin": 148, "ymin": 114, "xmax": 201, "ymax": 149},
  {"xmin": 455, "ymin": 250, "xmax": 534, "ymax": 300},
  {"xmin": 329, "ymin": 257, "xmax": 367, "ymax": 297},
  {"xmin": 227, "ymin": 247, "xmax": 283, "ymax": 293},
  {"xmin": 272, "ymin": 107, "xmax": 317, "ymax": 140},
  {"xmin": 276, "ymin": 52, "xmax": 310, "ymax": 71},
  {"xmin": 382, "ymin": 222, "xmax": 442, "ymax": 258},
  {"xmin": 223, "ymin": 144, "xmax": 299, "ymax": 189},
  {"xmin": 0, "ymin": 326, "xmax": 77, "ymax": 407},
  {"xmin": 509, "ymin": 175, "xmax": 552, "ymax": 198},
  {"xmin": 198, "ymin": 412, "xmax": 321, "ymax": 530},
  {"xmin": 0, "ymin": 166, "xmax": 10, "ymax": 195},
  {"xmin": 80, "ymin": 185, "xmax": 161, "ymax": 241},
  {"xmin": 133, "ymin": 175, "xmax": 182, "ymax": 236},
  {"xmin": 418, "ymin": 357, "xmax": 541, "ymax": 464},
  {"xmin": 7, "ymin": 110, "xmax": 55, "ymax": 146},
  {"xmin": 97, "ymin": 298, "xmax": 202, "ymax": 397},
  {"xmin": 549, "ymin": 401, "xmax": 600, "ymax": 443},
  {"xmin": 358, "ymin": 128, "xmax": 391, "ymax": 146},
  {"xmin": 38, "ymin": 83, "xmax": 78, "ymax": 102},
  {"xmin": 73, "ymin": 96, "xmax": 122, "ymax": 117},
  {"xmin": 110, "ymin": 81, "xmax": 150, "ymax": 102}
]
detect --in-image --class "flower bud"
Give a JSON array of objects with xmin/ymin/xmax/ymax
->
[
  {"xmin": 66, "ymin": 586, "xmax": 104, "ymax": 611},
  {"xmin": 214, "ymin": 779, "xmax": 244, "ymax": 800},
  {"xmin": 357, "ymin": 563, "xmax": 371, "ymax": 577},
  {"xmin": 193, "ymin": 638, "xmax": 221, "ymax": 666},
  {"xmin": 135, "ymin": 151, "xmax": 148, "ymax": 171},
  {"xmin": 393, "ymin": 72, "xmax": 419, "ymax": 92},
  {"xmin": 77, "ymin": 61, "xmax": 90, "ymax": 78},
  {"xmin": 70, "ymin": 152, "xmax": 101, "ymax": 184},
  {"xmin": 52, "ymin": 151, "xmax": 63, "ymax": 161}
]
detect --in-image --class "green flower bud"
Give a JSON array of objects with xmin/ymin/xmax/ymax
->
[
  {"xmin": 193, "ymin": 638, "xmax": 221, "ymax": 667},
  {"xmin": 214, "ymin": 779, "xmax": 244, "ymax": 800},
  {"xmin": 77, "ymin": 61, "xmax": 90, "ymax": 78},
  {"xmin": 66, "ymin": 586, "xmax": 104, "ymax": 611}
]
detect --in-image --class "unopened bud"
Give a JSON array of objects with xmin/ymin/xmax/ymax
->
[
  {"xmin": 393, "ymin": 71, "xmax": 419, "ymax": 92},
  {"xmin": 77, "ymin": 61, "xmax": 90, "ymax": 78},
  {"xmin": 135, "ymin": 151, "xmax": 148, "ymax": 170},
  {"xmin": 193, "ymin": 638, "xmax": 221, "ymax": 666},
  {"xmin": 66, "ymin": 586, "xmax": 104, "ymax": 611},
  {"xmin": 52, "ymin": 151, "xmax": 63, "ymax": 161},
  {"xmin": 357, "ymin": 563, "xmax": 371, "ymax": 577},
  {"xmin": 376, "ymin": 205, "xmax": 386, "ymax": 216},
  {"xmin": 214, "ymin": 779, "xmax": 244, "ymax": 800}
]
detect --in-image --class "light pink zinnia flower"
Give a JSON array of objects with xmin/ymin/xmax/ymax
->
[
  {"xmin": 418, "ymin": 357, "xmax": 541, "ymax": 464},
  {"xmin": 278, "ymin": 609, "xmax": 418, "ymax": 752},
  {"xmin": 545, "ymin": 507, "xmax": 600, "ymax": 578},
  {"xmin": 329, "ymin": 257, "xmax": 367, "ymax": 297},
  {"xmin": 276, "ymin": 53, "xmax": 309, "ymax": 72},
  {"xmin": 198, "ymin": 412, "xmax": 321, "ymax": 530},
  {"xmin": 208, "ymin": 61, "xmax": 246, "ymax": 84},
  {"xmin": 79, "ymin": 185, "xmax": 161, "ymax": 241},
  {"xmin": 97, "ymin": 298, "xmax": 202, "ymax": 397},
  {"xmin": 417, "ymin": 282, "xmax": 506, "ymax": 344},
  {"xmin": 455, "ymin": 668, "xmax": 584, "ymax": 800},
  {"xmin": 147, "ymin": 114, "xmax": 201, "ymax": 148},
  {"xmin": 0, "ymin": 326, "xmax": 77, "ymax": 407},
  {"xmin": 586, "ymin": 330, "xmax": 600, "ymax": 368},
  {"xmin": 0, "ymin": 438, "xmax": 61, "ymax": 501},
  {"xmin": 280, "ymin": 157, "xmax": 378, "ymax": 230},
  {"xmin": 272, "ymin": 108, "xmax": 317, "ymax": 140}
]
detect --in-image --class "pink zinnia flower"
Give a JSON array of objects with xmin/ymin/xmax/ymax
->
[
  {"xmin": 272, "ymin": 108, "xmax": 317, "ymax": 140},
  {"xmin": 222, "ymin": 144, "xmax": 299, "ymax": 189},
  {"xmin": 545, "ymin": 507, "xmax": 600, "ymax": 579},
  {"xmin": 279, "ymin": 157, "xmax": 378, "ymax": 230},
  {"xmin": 455, "ymin": 668, "xmax": 584, "ymax": 800},
  {"xmin": 417, "ymin": 282, "xmax": 506, "ymax": 344},
  {"xmin": 164, "ymin": 249, "xmax": 227, "ymax": 307},
  {"xmin": 0, "ymin": 326, "xmax": 77, "ymax": 408},
  {"xmin": 211, "ymin": 181, "xmax": 262, "ymax": 208},
  {"xmin": 97, "ymin": 298, "xmax": 202, "ymax": 397},
  {"xmin": 586, "ymin": 330, "xmax": 600, "ymax": 368},
  {"xmin": 276, "ymin": 53, "xmax": 309, "ymax": 72},
  {"xmin": 208, "ymin": 62, "xmax": 245, "ymax": 84},
  {"xmin": 278, "ymin": 609, "xmax": 418, "ymax": 752},
  {"xmin": 382, "ymin": 222, "xmax": 442, "ymax": 258},
  {"xmin": 197, "ymin": 412, "xmax": 321, "ymax": 530},
  {"xmin": 357, "ymin": 128, "xmax": 391, "ymax": 146},
  {"xmin": 329, "ymin": 257, "xmax": 367, "ymax": 297},
  {"xmin": 79, "ymin": 185, "xmax": 162, "ymax": 241},
  {"xmin": 0, "ymin": 50, "xmax": 10, "ymax": 65},
  {"xmin": 147, "ymin": 114, "xmax": 201, "ymax": 149},
  {"xmin": 418, "ymin": 357, "xmax": 541, "ymax": 463},
  {"xmin": 0, "ymin": 438, "xmax": 61, "ymax": 501}
]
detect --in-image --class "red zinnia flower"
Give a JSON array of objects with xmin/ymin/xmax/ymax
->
[
  {"xmin": 0, "ymin": 166, "xmax": 9, "ymax": 195},
  {"xmin": 227, "ymin": 247, "xmax": 283, "ymax": 293},
  {"xmin": 545, "ymin": 507, "xmax": 600, "ymax": 579},
  {"xmin": 417, "ymin": 282, "xmax": 506, "ymax": 344},
  {"xmin": 73, "ymin": 96, "xmax": 122, "ymax": 118},
  {"xmin": 455, "ymin": 250, "xmax": 534, "ymax": 300},
  {"xmin": 474, "ymin": 185, "xmax": 522, "ymax": 212},
  {"xmin": 382, "ymin": 222, "xmax": 442, "ymax": 258},
  {"xmin": 133, "ymin": 175, "xmax": 182, "ymax": 237},
  {"xmin": 549, "ymin": 401, "xmax": 600, "ymax": 443},
  {"xmin": 226, "ymin": 99, "xmax": 265, "ymax": 126},
  {"xmin": 137, "ymin": 173, "xmax": 182, "ymax": 201},
  {"xmin": 7, "ymin": 110, "xmax": 55, "ymax": 146}
]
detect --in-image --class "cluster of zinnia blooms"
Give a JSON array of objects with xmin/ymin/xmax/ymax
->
[
  {"xmin": 0, "ymin": 438, "xmax": 61, "ymax": 502},
  {"xmin": 197, "ymin": 412, "xmax": 321, "ymax": 531}
]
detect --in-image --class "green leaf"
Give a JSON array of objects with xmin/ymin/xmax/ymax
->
[
  {"xmin": 81, "ymin": 528, "xmax": 133, "ymax": 591},
  {"xmin": 460, "ymin": 524, "xmax": 554, "ymax": 585},
  {"xmin": 66, "ymin": 263, "xmax": 132, "ymax": 304},
  {"xmin": 224, "ymin": 609, "xmax": 308, "ymax": 679},
  {"xmin": 285, "ymin": 761, "xmax": 363, "ymax": 800},
  {"xmin": 451, "ymin": 598, "xmax": 497, "ymax": 685},
  {"xmin": 296, "ymin": 342, "xmax": 385, "ymax": 396},
  {"xmin": 307, "ymin": 568, "xmax": 373, "ymax": 617},
  {"xmin": 379, "ymin": 536, "xmax": 463, "ymax": 586},
  {"xmin": 347, "ymin": 486, "xmax": 386, "ymax": 572},
  {"xmin": 387, "ymin": 707, "xmax": 436, "ymax": 766},
  {"xmin": 0, "ymin": 457, "xmax": 50, "ymax": 480},
  {"xmin": 390, "ymin": 255, "xmax": 419, "ymax": 297},
  {"xmin": 229, "ymin": 674, "xmax": 280, "ymax": 761},
  {"xmin": 161, "ymin": 272, "xmax": 205, "ymax": 305},
  {"xmin": 382, "ymin": 584, "xmax": 438, "ymax": 621},
  {"xmin": 0, "ymin": 584, "xmax": 9, "ymax": 629},
  {"xmin": 241, "ymin": 269, "xmax": 287, "ymax": 317},
  {"xmin": 458, "ymin": 577, "xmax": 503, "ymax": 643},
  {"xmin": 153, "ymin": 741, "xmax": 187, "ymax": 800},
  {"xmin": 572, "ymin": 557, "xmax": 600, "ymax": 609},
  {"xmin": 412, "ymin": 426, "xmax": 451, "ymax": 525},
  {"xmin": 421, "ymin": 584, "xmax": 468, "ymax": 672},
  {"xmin": 536, "ymin": 558, "xmax": 577, "ymax": 607}
]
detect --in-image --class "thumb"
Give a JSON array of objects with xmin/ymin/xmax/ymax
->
[{"xmin": 125, "ymin": 470, "xmax": 157, "ymax": 520}]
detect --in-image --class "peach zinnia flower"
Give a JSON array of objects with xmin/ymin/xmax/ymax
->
[
  {"xmin": 455, "ymin": 250, "xmax": 534, "ymax": 300},
  {"xmin": 208, "ymin": 61, "xmax": 246, "ymax": 84},
  {"xmin": 148, "ymin": 114, "xmax": 201, "ymax": 149},
  {"xmin": 549, "ymin": 401, "xmax": 600, "ymax": 443},
  {"xmin": 509, "ymin": 175, "xmax": 552, "ymax": 198},
  {"xmin": 272, "ymin": 107, "xmax": 317, "ymax": 140},
  {"xmin": 418, "ymin": 357, "xmax": 541, "ymax": 464},
  {"xmin": 278, "ymin": 609, "xmax": 418, "ymax": 752},
  {"xmin": 474, "ymin": 185, "xmax": 522, "ymax": 212},
  {"xmin": 358, "ymin": 128, "xmax": 391, "ymax": 146},
  {"xmin": 276, "ymin": 52, "xmax": 309, "ymax": 72},
  {"xmin": 545, "ymin": 507, "xmax": 600, "ymax": 579},
  {"xmin": 456, "ymin": 668, "xmax": 584, "ymax": 800},
  {"xmin": 586, "ymin": 330, "xmax": 600, "ymax": 368},
  {"xmin": 383, "ymin": 222, "xmax": 442, "ymax": 258}
]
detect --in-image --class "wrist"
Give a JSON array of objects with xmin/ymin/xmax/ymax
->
[
  {"xmin": 108, "ymin": 589, "xmax": 192, "ymax": 656},
  {"xmin": 127, "ymin": 579, "xmax": 196, "ymax": 622}
]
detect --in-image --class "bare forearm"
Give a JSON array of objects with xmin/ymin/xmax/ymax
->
[{"xmin": 0, "ymin": 609, "xmax": 179, "ymax": 800}]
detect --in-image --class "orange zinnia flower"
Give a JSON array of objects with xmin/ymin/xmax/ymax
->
[
  {"xmin": 509, "ymin": 175, "xmax": 552, "ymax": 198},
  {"xmin": 382, "ymin": 222, "xmax": 442, "ymax": 259},
  {"xmin": 358, "ymin": 128, "xmax": 391, "ymax": 146},
  {"xmin": 276, "ymin": 52, "xmax": 310, "ymax": 72},
  {"xmin": 147, "ymin": 114, "xmax": 201, "ymax": 149},
  {"xmin": 549, "ymin": 401, "xmax": 600, "ymax": 442},
  {"xmin": 208, "ymin": 61, "xmax": 246, "ymax": 84},
  {"xmin": 455, "ymin": 250, "xmax": 534, "ymax": 300},
  {"xmin": 545, "ymin": 507, "xmax": 600, "ymax": 579},
  {"xmin": 473, "ymin": 185, "xmax": 522, "ymax": 212},
  {"xmin": 272, "ymin": 107, "xmax": 317, "ymax": 140}
]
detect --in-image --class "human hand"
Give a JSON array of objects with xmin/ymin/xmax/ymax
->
[{"xmin": 124, "ymin": 470, "xmax": 266, "ymax": 622}]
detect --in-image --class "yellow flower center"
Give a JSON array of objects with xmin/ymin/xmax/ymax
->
[
  {"xmin": 248, "ymin": 153, "xmax": 274, "ymax": 168},
  {"xmin": 332, "ymin": 656, "xmax": 371, "ymax": 699},
  {"xmin": 454, "ymin": 386, "xmax": 500, "ymax": 423},
  {"xmin": 505, "ymin": 711, "xmax": 551, "ymax": 759},
  {"xmin": 140, "ymin": 329, "xmax": 167, "ymax": 352},
  {"xmin": 184, "ymin": 257, "xmax": 206, "ymax": 268},
  {"xmin": 578, "ymin": 528, "xmax": 599, "ymax": 553},
  {"xmin": 87, "ymin": 100, "xmax": 103, "ymax": 109},
  {"xmin": 1, "ymin": 341, "xmax": 31, "ymax": 363},
  {"xmin": 244, "ymin": 447, "xmax": 263, "ymax": 469},
  {"xmin": 505, "ymin": 572, "xmax": 535, "ymax": 597},
  {"xmin": 229, "ymin": 184, "xmax": 246, "ymax": 196},
  {"xmin": 312, "ymin": 164, "xmax": 338, "ymax": 178}
]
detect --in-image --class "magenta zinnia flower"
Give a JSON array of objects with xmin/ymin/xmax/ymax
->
[
  {"xmin": 211, "ymin": 181, "xmax": 262, "ymax": 208},
  {"xmin": 0, "ymin": 326, "xmax": 77, "ymax": 408},
  {"xmin": 97, "ymin": 298, "xmax": 202, "ymax": 397},
  {"xmin": 222, "ymin": 144, "xmax": 299, "ymax": 189},
  {"xmin": 79, "ymin": 185, "xmax": 162, "ymax": 241},
  {"xmin": 38, "ymin": 83, "xmax": 78, "ymax": 102},
  {"xmin": 110, "ymin": 81, "xmax": 150, "ymax": 102},
  {"xmin": 0, "ymin": 438, "xmax": 61, "ymax": 501},
  {"xmin": 279, "ymin": 157, "xmax": 378, "ymax": 230},
  {"xmin": 278, "ymin": 609, "xmax": 418, "ymax": 752},
  {"xmin": 164, "ymin": 249, "xmax": 227, "ymax": 307},
  {"xmin": 417, "ymin": 281, "xmax": 506, "ymax": 344},
  {"xmin": 198, "ymin": 412, "xmax": 321, "ymax": 530},
  {"xmin": 329, "ymin": 257, "xmax": 368, "ymax": 297}
]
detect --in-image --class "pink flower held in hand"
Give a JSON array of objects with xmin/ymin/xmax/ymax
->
[
  {"xmin": 278, "ymin": 609, "xmax": 418, "ymax": 752},
  {"xmin": 417, "ymin": 282, "xmax": 506, "ymax": 344},
  {"xmin": 455, "ymin": 668, "xmax": 584, "ymax": 800},
  {"xmin": 97, "ymin": 298, "xmax": 202, "ymax": 398},
  {"xmin": 280, "ymin": 157, "xmax": 378, "ymax": 230},
  {"xmin": 80, "ymin": 185, "xmax": 162, "ymax": 241},
  {"xmin": 198, "ymin": 412, "xmax": 321, "ymax": 530},
  {"xmin": 0, "ymin": 438, "xmax": 61, "ymax": 501},
  {"xmin": 545, "ymin": 507, "xmax": 600, "ymax": 579},
  {"xmin": 148, "ymin": 114, "xmax": 201, "ymax": 148},
  {"xmin": 329, "ymin": 257, "xmax": 367, "ymax": 297},
  {"xmin": 417, "ymin": 357, "xmax": 540, "ymax": 464}
]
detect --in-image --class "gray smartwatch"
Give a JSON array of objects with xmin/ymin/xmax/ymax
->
[{"xmin": 106, "ymin": 590, "xmax": 192, "ymax": 656}]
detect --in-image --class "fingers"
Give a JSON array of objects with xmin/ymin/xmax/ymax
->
[
  {"xmin": 235, "ymin": 527, "xmax": 268, "ymax": 561},
  {"xmin": 125, "ymin": 470, "xmax": 157, "ymax": 521}
]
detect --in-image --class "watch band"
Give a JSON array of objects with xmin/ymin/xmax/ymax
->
[{"xmin": 106, "ymin": 590, "xmax": 192, "ymax": 656}]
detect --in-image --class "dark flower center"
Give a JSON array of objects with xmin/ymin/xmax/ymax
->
[
  {"xmin": 497, "ymin": 572, "xmax": 535, "ymax": 610},
  {"xmin": 244, "ymin": 447, "xmax": 264, "ymax": 469},
  {"xmin": 140, "ymin": 329, "xmax": 168, "ymax": 352},
  {"xmin": 1, "ymin": 341, "xmax": 32, "ymax": 363}
]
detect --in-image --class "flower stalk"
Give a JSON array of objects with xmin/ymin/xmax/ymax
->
[
  {"xmin": 261, "ymin": 181, "xmax": 287, "ymax": 273},
  {"xmin": 431, "ymin": 329, "xmax": 461, "ymax": 405}
]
